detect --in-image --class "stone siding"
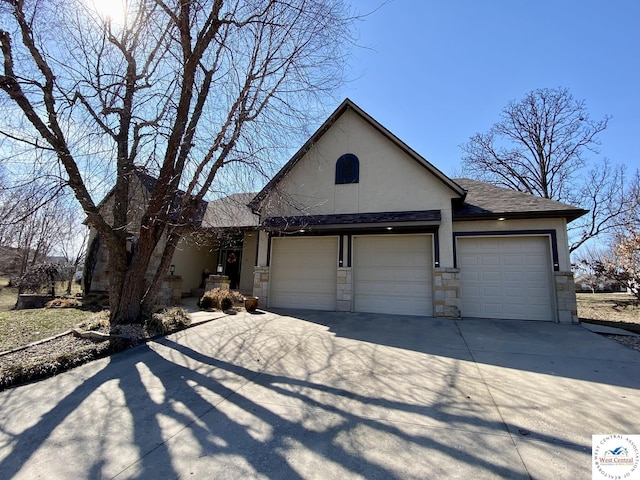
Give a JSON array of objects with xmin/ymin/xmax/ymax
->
[
  {"xmin": 555, "ymin": 271, "xmax": 579, "ymax": 324},
  {"xmin": 156, "ymin": 276, "xmax": 183, "ymax": 307},
  {"xmin": 337, "ymin": 267, "xmax": 352, "ymax": 312},
  {"xmin": 205, "ymin": 275, "xmax": 230, "ymax": 292},
  {"xmin": 433, "ymin": 268, "xmax": 461, "ymax": 318},
  {"xmin": 253, "ymin": 266, "xmax": 269, "ymax": 307}
]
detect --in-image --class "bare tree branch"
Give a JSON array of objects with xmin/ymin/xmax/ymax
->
[
  {"xmin": 0, "ymin": 0, "xmax": 357, "ymax": 324},
  {"xmin": 460, "ymin": 87, "xmax": 621, "ymax": 252}
]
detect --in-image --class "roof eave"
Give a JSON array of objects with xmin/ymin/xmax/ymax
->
[{"xmin": 453, "ymin": 208, "xmax": 589, "ymax": 223}]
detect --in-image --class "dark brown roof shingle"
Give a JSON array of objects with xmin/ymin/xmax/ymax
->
[{"xmin": 452, "ymin": 178, "xmax": 587, "ymax": 222}]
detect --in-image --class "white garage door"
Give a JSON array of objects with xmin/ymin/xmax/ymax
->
[
  {"xmin": 354, "ymin": 235, "xmax": 433, "ymax": 316},
  {"xmin": 270, "ymin": 237, "xmax": 338, "ymax": 310},
  {"xmin": 458, "ymin": 236, "xmax": 554, "ymax": 321}
]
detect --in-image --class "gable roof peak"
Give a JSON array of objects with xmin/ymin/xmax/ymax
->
[{"xmin": 250, "ymin": 98, "xmax": 465, "ymax": 210}]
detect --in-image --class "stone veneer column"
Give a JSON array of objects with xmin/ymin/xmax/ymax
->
[
  {"xmin": 253, "ymin": 266, "xmax": 269, "ymax": 307},
  {"xmin": 205, "ymin": 275, "xmax": 229, "ymax": 291},
  {"xmin": 555, "ymin": 271, "xmax": 579, "ymax": 324},
  {"xmin": 157, "ymin": 275, "xmax": 182, "ymax": 307},
  {"xmin": 433, "ymin": 268, "xmax": 461, "ymax": 318},
  {"xmin": 337, "ymin": 267, "xmax": 352, "ymax": 311}
]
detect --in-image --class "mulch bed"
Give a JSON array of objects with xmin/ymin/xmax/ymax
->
[{"xmin": 0, "ymin": 333, "xmax": 129, "ymax": 390}]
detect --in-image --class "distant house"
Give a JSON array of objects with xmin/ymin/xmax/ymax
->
[
  {"xmin": 574, "ymin": 274, "xmax": 627, "ymax": 293},
  {"xmin": 85, "ymin": 99, "xmax": 586, "ymax": 322}
]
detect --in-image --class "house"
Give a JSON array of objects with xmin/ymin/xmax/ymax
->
[
  {"xmin": 247, "ymin": 99, "xmax": 586, "ymax": 323},
  {"xmin": 85, "ymin": 99, "xmax": 586, "ymax": 322},
  {"xmin": 574, "ymin": 274, "xmax": 628, "ymax": 293},
  {"xmin": 83, "ymin": 172, "xmax": 259, "ymax": 299}
]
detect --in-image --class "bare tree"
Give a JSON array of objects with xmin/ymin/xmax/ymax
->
[
  {"xmin": 50, "ymin": 202, "xmax": 88, "ymax": 294},
  {"xmin": 572, "ymin": 245, "xmax": 608, "ymax": 293},
  {"xmin": 593, "ymin": 229, "xmax": 640, "ymax": 301},
  {"xmin": 0, "ymin": 180, "xmax": 69, "ymax": 279},
  {"xmin": 566, "ymin": 159, "xmax": 628, "ymax": 252},
  {"xmin": 0, "ymin": 0, "xmax": 355, "ymax": 324},
  {"xmin": 584, "ymin": 171, "xmax": 640, "ymax": 301},
  {"xmin": 461, "ymin": 87, "xmax": 627, "ymax": 252}
]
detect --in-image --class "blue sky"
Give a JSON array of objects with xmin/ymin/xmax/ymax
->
[{"xmin": 337, "ymin": 0, "xmax": 640, "ymax": 178}]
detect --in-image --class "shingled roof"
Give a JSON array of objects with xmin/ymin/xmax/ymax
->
[
  {"xmin": 202, "ymin": 193, "xmax": 259, "ymax": 229},
  {"xmin": 452, "ymin": 178, "xmax": 587, "ymax": 222},
  {"xmin": 133, "ymin": 170, "xmax": 209, "ymax": 226}
]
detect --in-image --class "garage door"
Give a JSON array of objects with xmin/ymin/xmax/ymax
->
[
  {"xmin": 457, "ymin": 236, "xmax": 554, "ymax": 321},
  {"xmin": 269, "ymin": 237, "xmax": 338, "ymax": 310},
  {"xmin": 354, "ymin": 235, "xmax": 433, "ymax": 316}
]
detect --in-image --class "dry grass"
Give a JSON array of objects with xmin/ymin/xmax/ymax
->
[
  {"xmin": 0, "ymin": 306, "xmax": 90, "ymax": 353},
  {"xmin": 1, "ymin": 280, "xmax": 88, "ymax": 351},
  {"xmin": 577, "ymin": 293, "xmax": 639, "ymax": 323},
  {"xmin": 577, "ymin": 293, "xmax": 640, "ymax": 334},
  {"xmin": 0, "ymin": 278, "xmax": 101, "ymax": 352},
  {"xmin": 0, "ymin": 276, "xmax": 196, "ymax": 388},
  {"xmin": 0, "ymin": 279, "xmax": 17, "ymax": 312}
]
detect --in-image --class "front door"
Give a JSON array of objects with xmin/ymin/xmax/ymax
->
[{"xmin": 221, "ymin": 249, "xmax": 242, "ymax": 289}]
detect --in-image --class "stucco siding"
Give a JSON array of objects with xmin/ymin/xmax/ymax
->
[
  {"xmin": 170, "ymin": 236, "xmax": 217, "ymax": 294},
  {"xmin": 261, "ymin": 109, "xmax": 458, "ymax": 218},
  {"xmin": 239, "ymin": 233, "xmax": 257, "ymax": 292}
]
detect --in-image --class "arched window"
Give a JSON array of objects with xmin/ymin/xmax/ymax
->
[{"xmin": 335, "ymin": 153, "xmax": 359, "ymax": 184}]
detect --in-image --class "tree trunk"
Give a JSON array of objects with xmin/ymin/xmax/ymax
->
[
  {"xmin": 141, "ymin": 229, "xmax": 183, "ymax": 314},
  {"xmin": 106, "ymin": 225, "xmax": 165, "ymax": 325},
  {"xmin": 109, "ymin": 263, "xmax": 148, "ymax": 325}
]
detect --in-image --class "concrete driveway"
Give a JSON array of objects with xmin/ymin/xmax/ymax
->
[{"xmin": 0, "ymin": 310, "xmax": 638, "ymax": 479}]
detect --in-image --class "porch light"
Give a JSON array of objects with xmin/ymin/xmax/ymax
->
[
  {"xmin": 169, "ymin": 264, "xmax": 175, "ymax": 275},
  {"xmin": 217, "ymin": 264, "xmax": 223, "ymax": 274}
]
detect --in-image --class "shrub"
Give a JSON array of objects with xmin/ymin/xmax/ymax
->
[
  {"xmin": 163, "ymin": 307, "xmax": 191, "ymax": 330},
  {"xmin": 221, "ymin": 296, "xmax": 233, "ymax": 311},
  {"xmin": 145, "ymin": 314, "xmax": 168, "ymax": 336},
  {"xmin": 199, "ymin": 294, "xmax": 215, "ymax": 310},
  {"xmin": 17, "ymin": 263, "xmax": 73, "ymax": 295},
  {"xmin": 82, "ymin": 294, "xmax": 110, "ymax": 310},
  {"xmin": 199, "ymin": 288, "xmax": 244, "ymax": 311},
  {"xmin": 144, "ymin": 307, "xmax": 191, "ymax": 336}
]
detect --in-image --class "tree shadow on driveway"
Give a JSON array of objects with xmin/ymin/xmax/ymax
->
[{"xmin": 0, "ymin": 310, "xmax": 635, "ymax": 479}]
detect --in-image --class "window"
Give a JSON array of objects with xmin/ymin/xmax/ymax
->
[{"xmin": 335, "ymin": 153, "xmax": 359, "ymax": 184}]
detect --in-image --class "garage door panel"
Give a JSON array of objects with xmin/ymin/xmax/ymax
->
[
  {"xmin": 461, "ymin": 270, "xmax": 481, "ymax": 282},
  {"xmin": 504, "ymin": 286, "xmax": 529, "ymax": 297},
  {"xmin": 459, "ymin": 236, "xmax": 554, "ymax": 321},
  {"xmin": 354, "ymin": 235, "xmax": 433, "ymax": 316},
  {"xmin": 524, "ymin": 271, "xmax": 549, "ymax": 282},
  {"xmin": 482, "ymin": 286, "xmax": 502, "ymax": 297},
  {"xmin": 503, "ymin": 256, "xmax": 524, "ymax": 266},
  {"xmin": 270, "ymin": 237, "xmax": 337, "ymax": 311},
  {"xmin": 503, "ymin": 271, "xmax": 521, "ymax": 282},
  {"xmin": 481, "ymin": 255, "xmax": 500, "ymax": 266}
]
